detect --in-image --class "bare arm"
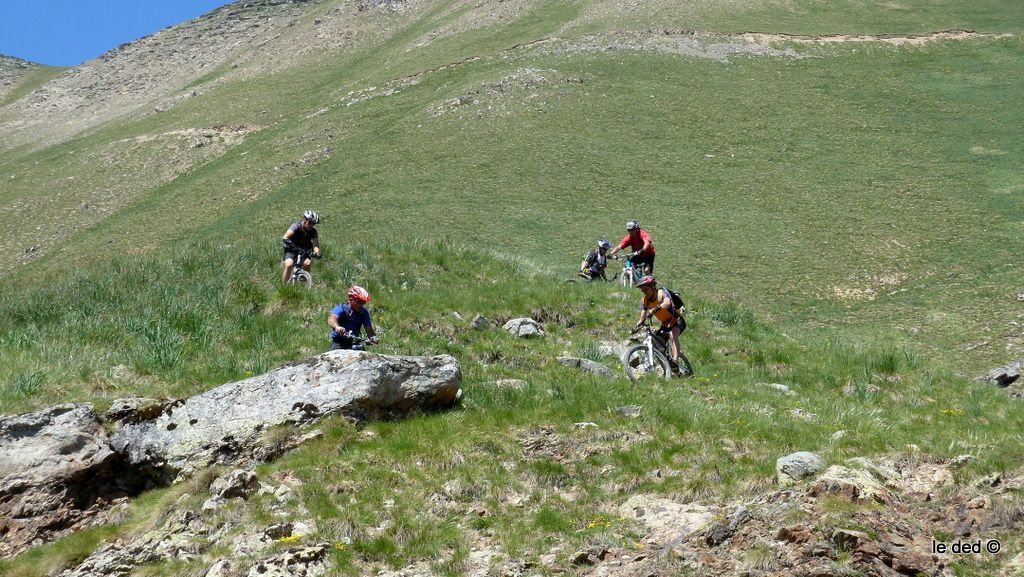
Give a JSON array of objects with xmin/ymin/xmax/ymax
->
[
  {"xmin": 328, "ymin": 313, "xmax": 342, "ymax": 333},
  {"xmin": 657, "ymin": 292, "xmax": 672, "ymax": 311}
]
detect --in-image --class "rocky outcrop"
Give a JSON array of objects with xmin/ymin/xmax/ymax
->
[
  {"xmin": 112, "ymin": 350, "xmax": 461, "ymax": 481},
  {"xmin": 0, "ymin": 55, "xmax": 42, "ymax": 101},
  {"xmin": 809, "ymin": 464, "xmax": 893, "ymax": 504},
  {"xmin": 244, "ymin": 544, "xmax": 330, "ymax": 577},
  {"xmin": 1, "ymin": 350, "xmax": 461, "ymax": 557},
  {"xmin": 0, "ymin": 0, "xmax": 321, "ymax": 151},
  {"xmin": 618, "ymin": 495, "xmax": 716, "ymax": 552},
  {"xmin": 0, "ymin": 404, "xmax": 142, "ymax": 557},
  {"xmin": 59, "ymin": 510, "xmax": 210, "ymax": 577}
]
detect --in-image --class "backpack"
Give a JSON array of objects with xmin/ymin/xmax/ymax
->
[{"xmin": 663, "ymin": 288, "xmax": 686, "ymax": 313}]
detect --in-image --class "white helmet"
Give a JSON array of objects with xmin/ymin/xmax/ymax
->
[
  {"xmin": 303, "ymin": 210, "xmax": 320, "ymax": 224},
  {"xmin": 625, "ymin": 220, "xmax": 639, "ymax": 231}
]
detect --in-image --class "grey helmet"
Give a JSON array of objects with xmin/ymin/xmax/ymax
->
[
  {"xmin": 597, "ymin": 239, "xmax": 611, "ymax": 250},
  {"xmin": 625, "ymin": 220, "xmax": 639, "ymax": 231},
  {"xmin": 303, "ymin": 209, "xmax": 320, "ymax": 224}
]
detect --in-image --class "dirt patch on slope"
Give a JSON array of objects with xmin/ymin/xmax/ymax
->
[
  {"xmin": 740, "ymin": 29, "xmax": 1014, "ymax": 46},
  {"xmin": 526, "ymin": 30, "xmax": 804, "ymax": 62},
  {"xmin": 429, "ymin": 67, "xmax": 586, "ymax": 119}
]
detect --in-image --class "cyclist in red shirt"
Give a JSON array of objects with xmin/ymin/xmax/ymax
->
[{"xmin": 608, "ymin": 220, "xmax": 655, "ymax": 275}]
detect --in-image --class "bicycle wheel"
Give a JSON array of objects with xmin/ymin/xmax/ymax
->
[
  {"xmin": 673, "ymin": 350, "xmax": 694, "ymax": 377},
  {"xmin": 623, "ymin": 345, "xmax": 672, "ymax": 381},
  {"xmin": 288, "ymin": 270, "xmax": 313, "ymax": 288},
  {"xmin": 621, "ymin": 269, "xmax": 633, "ymax": 288}
]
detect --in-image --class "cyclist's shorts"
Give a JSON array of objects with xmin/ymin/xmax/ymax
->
[
  {"xmin": 658, "ymin": 316, "xmax": 686, "ymax": 334},
  {"xmin": 283, "ymin": 250, "xmax": 311, "ymax": 263},
  {"xmin": 633, "ymin": 253, "xmax": 655, "ymax": 272}
]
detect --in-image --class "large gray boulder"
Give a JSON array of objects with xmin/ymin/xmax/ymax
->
[
  {"xmin": 0, "ymin": 404, "xmax": 137, "ymax": 557},
  {"xmin": 111, "ymin": 350, "xmax": 461, "ymax": 480}
]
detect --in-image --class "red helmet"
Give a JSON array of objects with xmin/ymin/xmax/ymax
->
[
  {"xmin": 637, "ymin": 275, "xmax": 656, "ymax": 288},
  {"xmin": 347, "ymin": 286, "xmax": 371, "ymax": 303}
]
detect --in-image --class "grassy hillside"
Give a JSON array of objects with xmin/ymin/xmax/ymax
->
[
  {"xmin": 1, "ymin": 1, "xmax": 1023, "ymax": 573},
  {"xmin": 1, "ymin": 0, "xmax": 1021, "ymax": 372},
  {"xmin": 1, "ymin": 239, "xmax": 1020, "ymax": 576}
]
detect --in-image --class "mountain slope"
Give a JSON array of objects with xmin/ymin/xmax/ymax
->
[
  {"xmin": 1, "ymin": 239, "xmax": 1022, "ymax": 576},
  {"xmin": 2, "ymin": 1, "xmax": 1024, "ymax": 574}
]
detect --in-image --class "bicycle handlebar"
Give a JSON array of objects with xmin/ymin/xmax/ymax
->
[
  {"xmin": 337, "ymin": 330, "xmax": 379, "ymax": 345},
  {"xmin": 283, "ymin": 241, "xmax": 321, "ymax": 259}
]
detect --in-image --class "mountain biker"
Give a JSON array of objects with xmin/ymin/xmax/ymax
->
[
  {"xmin": 578, "ymin": 240, "xmax": 612, "ymax": 281},
  {"xmin": 633, "ymin": 275, "xmax": 685, "ymax": 374},
  {"xmin": 281, "ymin": 210, "xmax": 322, "ymax": 284},
  {"xmin": 608, "ymin": 220, "xmax": 655, "ymax": 275},
  {"xmin": 328, "ymin": 286, "xmax": 380, "ymax": 350}
]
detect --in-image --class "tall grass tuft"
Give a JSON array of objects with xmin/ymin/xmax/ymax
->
[{"xmin": 2, "ymin": 369, "xmax": 46, "ymax": 401}]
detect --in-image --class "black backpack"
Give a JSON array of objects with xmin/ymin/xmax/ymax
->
[{"xmin": 663, "ymin": 288, "xmax": 686, "ymax": 313}]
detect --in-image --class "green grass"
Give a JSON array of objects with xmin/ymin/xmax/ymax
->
[
  {"xmin": 1, "ymin": 1, "xmax": 1023, "ymax": 574},
  {"xmin": 5, "ymin": 32, "xmax": 1021, "ymax": 372},
  {"xmin": 0, "ymin": 239, "xmax": 1021, "ymax": 575}
]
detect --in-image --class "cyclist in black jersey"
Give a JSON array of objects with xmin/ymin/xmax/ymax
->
[{"xmin": 281, "ymin": 209, "xmax": 322, "ymax": 284}]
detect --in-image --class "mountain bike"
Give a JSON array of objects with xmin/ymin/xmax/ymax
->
[
  {"xmin": 285, "ymin": 245, "xmax": 321, "ymax": 288},
  {"xmin": 617, "ymin": 254, "xmax": 645, "ymax": 288},
  {"xmin": 331, "ymin": 331, "xmax": 378, "ymax": 351},
  {"xmin": 574, "ymin": 268, "xmax": 610, "ymax": 282},
  {"xmin": 623, "ymin": 318, "xmax": 693, "ymax": 381}
]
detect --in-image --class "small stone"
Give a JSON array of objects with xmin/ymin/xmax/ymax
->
[
  {"xmin": 471, "ymin": 315, "xmax": 494, "ymax": 329},
  {"xmin": 264, "ymin": 523, "xmax": 294, "ymax": 540},
  {"xmin": 492, "ymin": 378, "xmax": 528, "ymax": 389},
  {"xmin": 571, "ymin": 546, "xmax": 608, "ymax": 565},
  {"xmin": 574, "ymin": 422, "xmax": 599, "ymax": 429},
  {"xmin": 201, "ymin": 496, "xmax": 227, "ymax": 512},
  {"xmin": 948, "ymin": 454, "xmax": 974, "ymax": 468},
  {"xmin": 789, "ymin": 408, "xmax": 817, "ymax": 421},
  {"xmin": 977, "ymin": 360, "xmax": 1023, "ymax": 387},
  {"xmin": 503, "ymin": 318, "xmax": 545, "ymax": 338},
  {"xmin": 763, "ymin": 383, "xmax": 796, "ymax": 396},
  {"xmin": 611, "ymin": 405, "xmax": 642, "ymax": 418},
  {"xmin": 776, "ymin": 524, "xmax": 813, "ymax": 544},
  {"xmin": 776, "ymin": 452, "xmax": 824, "ymax": 486},
  {"xmin": 557, "ymin": 357, "xmax": 616, "ymax": 378},
  {"xmin": 209, "ymin": 469, "xmax": 259, "ymax": 499}
]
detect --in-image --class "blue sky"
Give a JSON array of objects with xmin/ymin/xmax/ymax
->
[{"xmin": 0, "ymin": 1, "xmax": 234, "ymax": 66}]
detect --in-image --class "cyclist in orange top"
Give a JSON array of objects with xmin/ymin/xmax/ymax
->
[
  {"xmin": 608, "ymin": 220, "xmax": 655, "ymax": 275},
  {"xmin": 633, "ymin": 275, "xmax": 684, "ymax": 372}
]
